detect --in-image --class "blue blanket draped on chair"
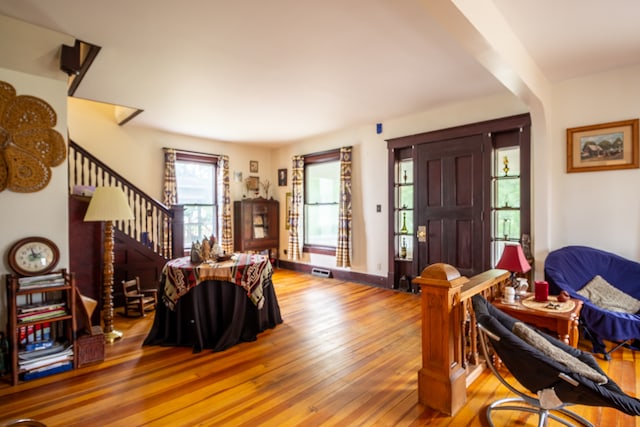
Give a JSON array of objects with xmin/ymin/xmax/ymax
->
[{"xmin": 544, "ymin": 245, "xmax": 640, "ymax": 358}]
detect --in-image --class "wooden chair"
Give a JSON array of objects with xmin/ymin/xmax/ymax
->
[{"xmin": 121, "ymin": 277, "xmax": 158, "ymax": 317}]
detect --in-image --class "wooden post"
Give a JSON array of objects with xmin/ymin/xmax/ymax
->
[{"xmin": 412, "ymin": 263, "xmax": 469, "ymax": 416}]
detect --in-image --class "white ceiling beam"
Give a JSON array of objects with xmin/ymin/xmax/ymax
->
[{"xmin": 422, "ymin": 0, "xmax": 551, "ymax": 114}]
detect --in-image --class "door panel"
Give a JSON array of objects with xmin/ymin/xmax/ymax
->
[
  {"xmin": 427, "ymin": 218, "xmax": 443, "ymax": 262},
  {"xmin": 417, "ymin": 135, "xmax": 484, "ymax": 277}
]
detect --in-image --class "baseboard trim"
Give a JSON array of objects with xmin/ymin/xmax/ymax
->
[{"xmin": 278, "ymin": 260, "xmax": 389, "ymax": 289}]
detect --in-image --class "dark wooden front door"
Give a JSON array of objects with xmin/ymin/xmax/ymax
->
[{"xmin": 416, "ymin": 135, "xmax": 485, "ymax": 277}]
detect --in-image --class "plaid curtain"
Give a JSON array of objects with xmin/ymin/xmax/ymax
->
[
  {"xmin": 336, "ymin": 146, "xmax": 352, "ymax": 267},
  {"xmin": 217, "ymin": 155, "xmax": 233, "ymax": 254},
  {"xmin": 162, "ymin": 148, "xmax": 177, "ymax": 255},
  {"xmin": 288, "ymin": 155, "xmax": 304, "ymax": 260},
  {"xmin": 163, "ymin": 148, "xmax": 177, "ymax": 206}
]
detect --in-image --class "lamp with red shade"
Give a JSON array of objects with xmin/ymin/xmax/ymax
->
[{"xmin": 496, "ymin": 244, "xmax": 531, "ymax": 296}]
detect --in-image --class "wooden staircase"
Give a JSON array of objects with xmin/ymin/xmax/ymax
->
[{"xmin": 67, "ymin": 140, "xmax": 184, "ymax": 317}]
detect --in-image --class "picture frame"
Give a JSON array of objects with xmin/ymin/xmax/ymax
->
[
  {"xmin": 245, "ymin": 176, "xmax": 260, "ymax": 192},
  {"xmin": 278, "ymin": 168, "xmax": 287, "ymax": 186},
  {"xmin": 250, "ymin": 160, "xmax": 259, "ymax": 173},
  {"xmin": 567, "ymin": 119, "xmax": 639, "ymax": 173}
]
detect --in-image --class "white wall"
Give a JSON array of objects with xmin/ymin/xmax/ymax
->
[
  {"xmin": 550, "ymin": 64, "xmax": 640, "ymax": 260},
  {"xmin": 0, "ymin": 15, "xmax": 72, "ymax": 328}
]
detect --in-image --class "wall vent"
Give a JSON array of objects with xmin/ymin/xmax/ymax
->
[{"xmin": 311, "ymin": 267, "xmax": 331, "ymax": 278}]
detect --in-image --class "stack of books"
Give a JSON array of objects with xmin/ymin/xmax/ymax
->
[
  {"xmin": 18, "ymin": 302, "xmax": 67, "ymax": 323},
  {"xmin": 18, "ymin": 341, "xmax": 74, "ymax": 380},
  {"xmin": 17, "ymin": 273, "xmax": 65, "ymax": 291}
]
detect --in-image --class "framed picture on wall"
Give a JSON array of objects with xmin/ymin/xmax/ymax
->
[
  {"xmin": 250, "ymin": 160, "xmax": 259, "ymax": 173},
  {"xmin": 567, "ymin": 119, "xmax": 639, "ymax": 173},
  {"xmin": 278, "ymin": 168, "xmax": 287, "ymax": 186},
  {"xmin": 245, "ymin": 176, "xmax": 259, "ymax": 192}
]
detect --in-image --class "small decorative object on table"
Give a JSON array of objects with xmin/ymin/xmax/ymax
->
[
  {"xmin": 535, "ymin": 280, "xmax": 549, "ymax": 302},
  {"xmin": 557, "ymin": 290, "xmax": 571, "ymax": 302},
  {"xmin": 504, "ymin": 286, "xmax": 515, "ymax": 304},
  {"xmin": 201, "ymin": 238, "xmax": 211, "ymax": 260},
  {"xmin": 190, "ymin": 241, "xmax": 202, "ymax": 264}
]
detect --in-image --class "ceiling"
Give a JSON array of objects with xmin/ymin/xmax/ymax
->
[{"xmin": 1, "ymin": 1, "xmax": 639, "ymax": 144}]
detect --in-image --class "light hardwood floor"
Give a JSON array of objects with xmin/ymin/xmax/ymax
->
[{"xmin": 0, "ymin": 269, "xmax": 638, "ymax": 426}]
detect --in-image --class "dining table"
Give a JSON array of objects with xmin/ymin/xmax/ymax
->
[{"xmin": 143, "ymin": 253, "xmax": 282, "ymax": 353}]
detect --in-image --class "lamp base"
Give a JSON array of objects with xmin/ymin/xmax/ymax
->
[{"xmin": 104, "ymin": 329, "xmax": 123, "ymax": 344}]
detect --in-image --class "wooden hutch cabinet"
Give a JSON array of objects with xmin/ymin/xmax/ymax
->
[{"xmin": 233, "ymin": 198, "xmax": 279, "ymax": 262}]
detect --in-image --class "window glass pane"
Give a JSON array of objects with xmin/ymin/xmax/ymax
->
[
  {"xmin": 304, "ymin": 204, "xmax": 339, "ymax": 246},
  {"xmin": 183, "ymin": 205, "xmax": 215, "ymax": 245},
  {"xmin": 175, "ymin": 160, "xmax": 216, "ymax": 247},
  {"xmin": 397, "ymin": 159, "xmax": 413, "ymax": 184},
  {"xmin": 304, "ymin": 158, "xmax": 340, "ymax": 248},
  {"xmin": 495, "ymin": 210, "xmax": 520, "ymax": 242},
  {"xmin": 495, "ymin": 146, "xmax": 520, "ymax": 177},
  {"xmin": 176, "ymin": 161, "xmax": 214, "ymax": 204},
  {"xmin": 495, "ymin": 178, "xmax": 520, "ymax": 209},
  {"xmin": 305, "ymin": 162, "xmax": 340, "ymax": 204}
]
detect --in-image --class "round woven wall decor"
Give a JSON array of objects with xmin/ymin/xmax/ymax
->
[{"xmin": 0, "ymin": 80, "xmax": 66, "ymax": 193}]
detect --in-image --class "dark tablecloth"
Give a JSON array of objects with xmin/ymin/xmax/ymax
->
[{"xmin": 143, "ymin": 277, "xmax": 282, "ymax": 353}]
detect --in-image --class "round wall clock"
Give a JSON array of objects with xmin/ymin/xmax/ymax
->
[{"xmin": 8, "ymin": 237, "xmax": 60, "ymax": 276}]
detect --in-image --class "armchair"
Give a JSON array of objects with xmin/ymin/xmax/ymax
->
[{"xmin": 544, "ymin": 245, "xmax": 640, "ymax": 359}]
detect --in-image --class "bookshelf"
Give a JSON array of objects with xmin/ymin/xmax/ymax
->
[{"xmin": 6, "ymin": 269, "xmax": 77, "ymax": 385}]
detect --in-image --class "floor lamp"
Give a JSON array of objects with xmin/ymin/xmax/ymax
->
[{"xmin": 84, "ymin": 186, "xmax": 134, "ymax": 343}]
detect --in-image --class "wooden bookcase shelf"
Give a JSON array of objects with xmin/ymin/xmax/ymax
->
[{"xmin": 5, "ymin": 269, "xmax": 77, "ymax": 386}]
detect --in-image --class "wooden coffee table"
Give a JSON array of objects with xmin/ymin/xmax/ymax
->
[{"xmin": 492, "ymin": 294, "xmax": 583, "ymax": 348}]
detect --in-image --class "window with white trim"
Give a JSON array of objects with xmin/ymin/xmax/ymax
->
[
  {"xmin": 175, "ymin": 153, "xmax": 217, "ymax": 248},
  {"xmin": 304, "ymin": 150, "xmax": 340, "ymax": 254}
]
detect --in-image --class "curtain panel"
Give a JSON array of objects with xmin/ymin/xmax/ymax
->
[
  {"xmin": 288, "ymin": 155, "xmax": 304, "ymax": 260},
  {"xmin": 162, "ymin": 148, "xmax": 177, "ymax": 207},
  {"xmin": 336, "ymin": 146, "xmax": 352, "ymax": 267},
  {"xmin": 217, "ymin": 155, "xmax": 233, "ymax": 254}
]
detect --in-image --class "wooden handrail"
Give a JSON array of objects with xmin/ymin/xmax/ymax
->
[
  {"xmin": 68, "ymin": 140, "xmax": 184, "ymax": 259},
  {"xmin": 412, "ymin": 263, "xmax": 509, "ymax": 416}
]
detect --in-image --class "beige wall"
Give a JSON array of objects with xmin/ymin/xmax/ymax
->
[
  {"xmin": 0, "ymin": 16, "xmax": 72, "ymax": 328},
  {"xmin": 550, "ymin": 64, "xmax": 640, "ymax": 260}
]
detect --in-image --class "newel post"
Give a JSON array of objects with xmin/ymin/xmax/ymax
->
[{"xmin": 412, "ymin": 263, "xmax": 469, "ymax": 416}]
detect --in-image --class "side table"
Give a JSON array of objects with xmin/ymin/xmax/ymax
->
[{"xmin": 492, "ymin": 295, "xmax": 583, "ymax": 348}]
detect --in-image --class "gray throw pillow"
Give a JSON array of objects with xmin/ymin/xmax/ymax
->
[
  {"xmin": 577, "ymin": 275, "xmax": 640, "ymax": 314},
  {"xmin": 512, "ymin": 322, "xmax": 607, "ymax": 385}
]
